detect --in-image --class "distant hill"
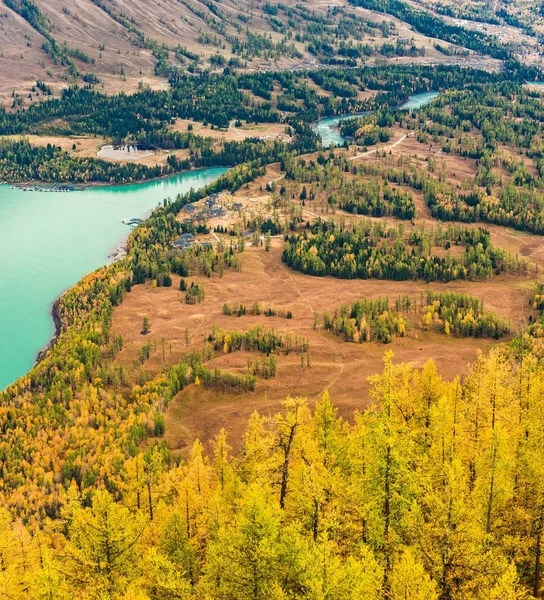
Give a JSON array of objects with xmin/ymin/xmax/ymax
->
[{"xmin": 0, "ymin": 0, "xmax": 541, "ymax": 105}]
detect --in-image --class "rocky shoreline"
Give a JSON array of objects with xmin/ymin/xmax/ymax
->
[
  {"xmin": 108, "ymin": 240, "xmax": 128, "ymax": 262},
  {"xmin": 33, "ymin": 236, "xmax": 129, "ymax": 368},
  {"xmin": 34, "ymin": 297, "xmax": 62, "ymax": 366}
]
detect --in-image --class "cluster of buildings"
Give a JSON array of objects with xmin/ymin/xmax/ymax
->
[
  {"xmin": 171, "ymin": 193, "xmax": 247, "ymax": 251},
  {"xmin": 171, "ymin": 232, "xmax": 214, "ymax": 251},
  {"xmin": 171, "ymin": 232, "xmax": 196, "ymax": 250},
  {"xmin": 181, "ymin": 193, "xmax": 227, "ymax": 223},
  {"xmin": 180, "ymin": 193, "xmax": 246, "ymax": 225}
]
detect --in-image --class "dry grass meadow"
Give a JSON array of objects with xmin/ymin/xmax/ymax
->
[
  {"xmin": 108, "ymin": 125, "xmax": 544, "ymax": 454},
  {"xmin": 0, "ymin": 0, "xmax": 507, "ymax": 106},
  {"xmin": 111, "ymin": 240, "xmax": 533, "ymax": 455}
]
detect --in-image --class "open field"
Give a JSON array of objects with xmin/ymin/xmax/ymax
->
[
  {"xmin": 1, "ymin": 134, "xmax": 107, "ymax": 156},
  {"xmin": 0, "ymin": 133, "xmax": 196, "ymax": 169},
  {"xmin": 111, "ymin": 236, "xmax": 532, "ymax": 455},
  {"xmin": 170, "ymin": 120, "xmax": 290, "ymax": 142},
  {"xmin": 104, "ymin": 103, "xmax": 544, "ymax": 455}
]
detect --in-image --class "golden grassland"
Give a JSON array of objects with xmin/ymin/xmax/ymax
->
[
  {"xmin": 108, "ymin": 127, "xmax": 544, "ymax": 455},
  {"xmin": 112, "ymin": 242, "xmax": 522, "ymax": 456}
]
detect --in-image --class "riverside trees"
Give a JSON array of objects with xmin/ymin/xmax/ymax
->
[
  {"xmin": 0, "ymin": 134, "xmax": 317, "ymax": 183},
  {"xmin": 0, "ymin": 65, "xmax": 536, "ymax": 186},
  {"xmin": 0, "ymin": 65, "xmax": 504, "ymax": 137}
]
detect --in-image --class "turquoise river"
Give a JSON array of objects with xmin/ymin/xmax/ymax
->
[
  {"xmin": 313, "ymin": 91, "xmax": 440, "ymax": 147},
  {"xmin": 0, "ymin": 168, "xmax": 227, "ymax": 390}
]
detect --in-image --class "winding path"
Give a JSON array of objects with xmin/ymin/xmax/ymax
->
[
  {"xmin": 268, "ymin": 130, "xmax": 415, "ymax": 189},
  {"xmin": 349, "ymin": 131, "xmax": 414, "ymax": 161}
]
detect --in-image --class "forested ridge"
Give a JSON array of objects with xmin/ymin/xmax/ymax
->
[{"xmin": 0, "ymin": 0, "xmax": 539, "ymax": 104}]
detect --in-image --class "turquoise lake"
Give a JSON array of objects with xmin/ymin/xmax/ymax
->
[
  {"xmin": 0, "ymin": 168, "xmax": 227, "ymax": 390},
  {"xmin": 313, "ymin": 91, "xmax": 440, "ymax": 147}
]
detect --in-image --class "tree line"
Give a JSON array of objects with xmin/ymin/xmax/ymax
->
[
  {"xmin": 282, "ymin": 219, "xmax": 527, "ymax": 282},
  {"xmin": 208, "ymin": 325, "xmax": 308, "ymax": 356},
  {"xmin": 323, "ymin": 291, "xmax": 509, "ymax": 343},
  {"xmin": 4, "ymin": 351, "xmax": 544, "ymax": 598},
  {"xmin": 0, "ymin": 134, "xmax": 317, "ymax": 183},
  {"xmin": 0, "ymin": 65, "xmax": 511, "ymax": 138}
]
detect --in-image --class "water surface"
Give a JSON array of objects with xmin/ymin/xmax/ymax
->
[
  {"xmin": 312, "ymin": 112, "xmax": 368, "ymax": 148},
  {"xmin": 313, "ymin": 91, "xmax": 439, "ymax": 147},
  {"xmin": 399, "ymin": 91, "xmax": 440, "ymax": 110},
  {"xmin": 0, "ymin": 168, "xmax": 226, "ymax": 390}
]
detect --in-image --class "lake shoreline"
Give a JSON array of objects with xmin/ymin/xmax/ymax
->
[
  {"xmin": 109, "ymin": 240, "xmax": 129, "ymax": 262},
  {"xmin": 34, "ymin": 233, "xmax": 130, "ymax": 368},
  {"xmin": 1, "ymin": 166, "xmax": 227, "ymax": 390},
  {"xmin": 4, "ymin": 165, "xmax": 225, "ymax": 191},
  {"xmin": 34, "ymin": 296, "xmax": 63, "ymax": 367},
  {"xmin": 34, "ymin": 229, "xmax": 134, "ymax": 369}
]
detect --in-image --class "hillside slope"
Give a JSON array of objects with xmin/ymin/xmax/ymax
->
[{"xmin": 0, "ymin": 0, "xmax": 529, "ymax": 105}]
